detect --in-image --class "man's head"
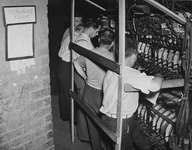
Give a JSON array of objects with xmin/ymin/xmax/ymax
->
[
  {"xmin": 74, "ymin": 17, "xmax": 82, "ymax": 28},
  {"xmin": 124, "ymin": 36, "xmax": 138, "ymax": 67},
  {"xmin": 115, "ymin": 36, "xmax": 138, "ymax": 66},
  {"xmin": 98, "ymin": 29, "xmax": 115, "ymax": 47},
  {"xmin": 74, "ymin": 12, "xmax": 83, "ymax": 28},
  {"xmin": 84, "ymin": 17, "xmax": 101, "ymax": 38},
  {"xmin": 75, "ymin": 23, "xmax": 85, "ymax": 35}
]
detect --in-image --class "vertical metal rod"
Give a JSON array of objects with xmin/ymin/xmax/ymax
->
[
  {"xmin": 71, "ymin": 0, "xmax": 75, "ymax": 144},
  {"xmin": 115, "ymin": 0, "xmax": 126, "ymax": 150}
]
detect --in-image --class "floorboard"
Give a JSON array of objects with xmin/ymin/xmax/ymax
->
[{"xmin": 51, "ymin": 95, "xmax": 91, "ymax": 150}]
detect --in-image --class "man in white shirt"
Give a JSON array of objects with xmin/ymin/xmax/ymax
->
[
  {"xmin": 74, "ymin": 29, "xmax": 115, "ymax": 150},
  {"xmin": 100, "ymin": 37, "xmax": 164, "ymax": 150},
  {"xmin": 74, "ymin": 17, "xmax": 101, "ymax": 142},
  {"xmin": 57, "ymin": 24, "xmax": 84, "ymax": 121},
  {"xmin": 74, "ymin": 17, "xmax": 101, "ymax": 99},
  {"xmin": 61, "ymin": 12, "xmax": 83, "ymax": 45}
]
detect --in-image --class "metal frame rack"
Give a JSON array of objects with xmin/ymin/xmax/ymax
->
[
  {"xmin": 68, "ymin": 0, "xmax": 191, "ymax": 149},
  {"xmin": 69, "ymin": 1, "xmax": 125, "ymax": 149}
]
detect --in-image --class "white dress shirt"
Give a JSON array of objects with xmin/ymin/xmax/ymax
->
[
  {"xmin": 58, "ymin": 31, "xmax": 80, "ymax": 62},
  {"xmin": 100, "ymin": 66, "xmax": 154, "ymax": 116}
]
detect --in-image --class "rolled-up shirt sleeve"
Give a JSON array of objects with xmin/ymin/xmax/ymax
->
[{"xmin": 124, "ymin": 67, "xmax": 154, "ymax": 94}]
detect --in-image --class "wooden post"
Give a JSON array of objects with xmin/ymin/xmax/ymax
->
[
  {"xmin": 70, "ymin": 0, "xmax": 75, "ymax": 144},
  {"xmin": 115, "ymin": 0, "xmax": 126, "ymax": 149}
]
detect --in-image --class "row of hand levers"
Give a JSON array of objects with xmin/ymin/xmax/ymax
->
[{"xmin": 137, "ymin": 42, "xmax": 183, "ymax": 80}]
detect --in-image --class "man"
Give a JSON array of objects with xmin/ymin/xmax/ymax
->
[
  {"xmin": 57, "ymin": 24, "xmax": 84, "ymax": 121},
  {"xmin": 100, "ymin": 36, "xmax": 164, "ymax": 150},
  {"xmin": 61, "ymin": 12, "xmax": 83, "ymax": 44},
  {"xmin": 74, "ymin": 29, "xmax": 115, "ymax": 150},
  {"xmin": 74, "ymin": 17, "xmax": 101, "ymax": 142}
]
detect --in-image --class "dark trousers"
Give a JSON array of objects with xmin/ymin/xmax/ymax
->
[
  {"xmin": 83, "ymin": 84, "xmax": 103, "ymax": 150},
  {"xmin": 75, "ymin": 72, "xmax": 89, "ymax": 141},
  {"xmin": 57, "ymin": 59, "xmax": 71, "ymax": 121},
  {"xmin": 101, "ymin": 114, "xmax": 136, "ymax": 150},
  {"xmin": 101, "ymin": 114, "xmax": 150, "ymax": 150}
]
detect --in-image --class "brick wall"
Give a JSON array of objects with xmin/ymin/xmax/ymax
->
[{"xmin": 0, "ymin": 0, "xmax": 54, "ymax": 150}]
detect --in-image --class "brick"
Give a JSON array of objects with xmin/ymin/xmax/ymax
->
[
  {"xmin": 37, "ymin": 138, "xmax": 54, "ymax": 150},
  {"xmin": 36, "ymin": 47, "xmax": 49, "ymax": 56},
  {"xmin": 40, "ymin": 66, "xmax": 50, "ymax": 77},
  {"xmin": 42, "ymin": 78, "xmax": 50, "ymax": 87},
  {"xmin": 6, "ymin": 110, "xmax": 32, "ymax": 130},
  {"xmin": 6, "ymin": 101, "xmax": 44, "ymax": 129},
  {"xmin": 31, "ymin": 88, "xmax": 50, "ymax": 100},
  {"xmin": 0, "ymin": 88, "xmax": 15, "ymax": 100},
  {"xmin": 24, "ymin": 135, "xmax": 46, "ymax": 150},
  {"xmin": 44, "ymin": 97, "xmax": 51, "ymax": 106},
  {"xmin": 45, "ymin": 138, "xmax": 54, "ymax": 149},
  {"xmin": 0, "ymin": 99, "xmax": 12, "ymax": 114},
  {"xmin": 47, "ymin": 131, "xmax": 53, "ymax": 139},
  {"xmin": 0, "ymin": 124, "xmax": 6, "ymax": 135},
  {"xmin": 0, "ymin": 81, "xmax": 20, "ymax": 100},
  {"xmin": 12, "ymin": 145, "xmax": 25, "ymax": 150},
  {"xmin": 23, "ymin": 81, "xmax": 42, "ymax": 93},
  {"xmin": 0, "ymin": 129, "xmax": 22, "ymax": 143},
  {"xmin": 0, "ymin": 143, "xmax": 10, "ymax": 150},
  {"xmin": 45, "ymin": 114, "xmax": 52, "ymax": 122},
  {"xmin": 23, "ymin": 119, "xmax": 44, "ymax": 133},
  {"xmin": 26, "ymin": 70, "xmax": 40, "ymax": 82},
  {"xmin": 11, "ymin": 131, "xmax": 38, "ymax": 148},
  {"xmin": 14, "ymin": 95, "xmax": 31, "ymax": 110},
  {"xmin": 25, "ymin": 100, "xmax": 43, "ymax": 112},
  {"xmin": 41, "ymin": 56, "xmax": 49, "ymax": 65},
  {"xmin": 44, "ymin": 122, "xmax": 53, "ymax": 133},
  {"xmin": 0, "ymin": 81, "xmax": 9, "ymax": 100},
  {"xmin": 0, "ymin": 112, "xmax": 6, "ymax": 124},
  {"xmin": 34, "ymin": 127, "xmax": 44, "ymax": 137},
  {"xmin": 33, "ymin": 106, "xmax": 52, "ymax": 119},
  {"xmin": 47, "ymin": 145, "xmax": 55, "ymax": 150},
  {"xmin": 11, "ymin": 135, "xmax": 25, "ymax": 148}
]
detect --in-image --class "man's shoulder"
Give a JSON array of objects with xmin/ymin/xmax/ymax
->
[
  {"xmin": 93, "ymin": 49, "xmax": 114, "ymax": 60},
  {"xmin": 106, "ymin": 70, "xmax": 118, "ymax": 78},
  {"xmin": 75, "ymin": 36, "xmax": 88, "ymax": 43},
  {"xmin": 124, "ymin": 67, "xmax": 148, "ymax": 80}
]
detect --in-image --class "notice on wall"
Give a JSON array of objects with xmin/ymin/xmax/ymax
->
[
  {"xmin": 6, "ymin": 24, "xmax": 34, "ymax": 61},
  {"xmin": 3, "ymin": 5, "xmax": 36, "ymax": 61},
  {"xmin": 3, "ymin": 6, "xmax": 36, "ymax": 25}
]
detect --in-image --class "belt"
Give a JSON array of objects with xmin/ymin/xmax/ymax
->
[{"xmin": 106, "ymin": 113, "xmax": 133, "ymax": 119}]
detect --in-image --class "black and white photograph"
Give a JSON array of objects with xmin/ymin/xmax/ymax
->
[{"xmin": 0, "ymin": 0, "xmax": 192, "ymax": 150}]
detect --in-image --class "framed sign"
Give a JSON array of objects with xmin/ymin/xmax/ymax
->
[
  {"xmin": 6, "ymin": 24, "xmax": 34, "ymax": 61},
  {"xmin": 3, "ymin": 5, "xmax": 36, "ymax": 26}
]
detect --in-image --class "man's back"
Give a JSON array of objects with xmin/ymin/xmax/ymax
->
[
  {"xmin": 85, "ymin": 47, "xmax": 114, "ymax": 90},
  {"xmin": 75, "ymin": 33, "xmax": 94, "ymax": 50},
  {"xmin": 58, "ymin": 32, "xmax": 80, "ymax": 61},
  {"xmin": 100, "ymin": 66, "xmax": 154, "ymax": 115}
]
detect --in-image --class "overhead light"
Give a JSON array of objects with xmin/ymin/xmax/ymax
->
[{"xmin": 84, "ymin": 0, "xmax": 106, "ymax": 11}]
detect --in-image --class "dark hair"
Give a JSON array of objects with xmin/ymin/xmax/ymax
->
[
  {"xmin": 85, "ymin": 17, "xmax": 101, "ymax": 29},
  {"xmin": 74, "ymin": 11, "xmax": 83, "ymax": 17},
  {"xmin": 125, "ymin": 36, "xmax": 138, "ymax": 58},
  {"xmin": 99, "ymin": 29, "xmax": 115, "ymax": 45},
  {"xmin": 115, "ymin": 36, "xmax": 138, "ymax": 62}
]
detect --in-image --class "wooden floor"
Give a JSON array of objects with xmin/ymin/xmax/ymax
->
[{"xmin": 51, "ymin": 95, "xmax": 91, "ymax": 150}]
